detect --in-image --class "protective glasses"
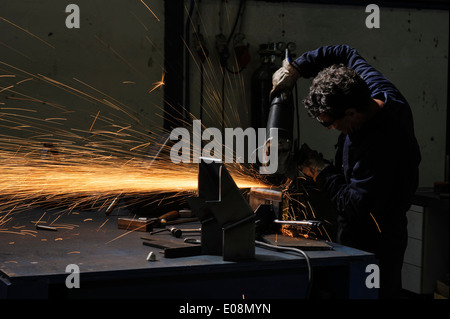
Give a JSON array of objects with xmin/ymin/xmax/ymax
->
[
  {"xmin": 316, "ymin": 113, "xmax": 345, "ymax": 128},
  {"xmin": 316, "ymin": 116, "xmax": 336, "ymax": 128}
]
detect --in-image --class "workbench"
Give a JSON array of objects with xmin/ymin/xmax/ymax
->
[{"xmin": 0, "ymin": 207, "xmax": 378, "ymax": 300}]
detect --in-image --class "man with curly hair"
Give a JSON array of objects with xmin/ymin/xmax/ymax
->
[{"xmin": 271, "ymin": 45, "xmax": 421, "ymax": 298}]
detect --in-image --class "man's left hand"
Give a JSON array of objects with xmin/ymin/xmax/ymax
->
[
  {"xmin": 270, "ymin": 59, "xmax": 300, "ymax": 100},
  {"xmin": 298, "ymin": 143, "xmax": 330, "ymax": 181}
]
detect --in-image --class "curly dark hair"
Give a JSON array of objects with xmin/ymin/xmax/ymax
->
[{"xmin": 303, "ymin": 64, "xmax": 372, "ymax": 119}]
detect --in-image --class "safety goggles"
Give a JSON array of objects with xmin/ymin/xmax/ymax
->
[
  {"xmin": 316, "ymin": 117, "xmax": 336, "ymax": 128},
  {"xmin": 316, "ymin": 112, "xmax": 346, "ymax": 128}
]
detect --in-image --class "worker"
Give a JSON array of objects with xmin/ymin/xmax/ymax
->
[{"xmin": 271, "ymin": 44, "xmax": 421, "ymax": 298}]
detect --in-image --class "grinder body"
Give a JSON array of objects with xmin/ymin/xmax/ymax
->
[{"xmin": 266, "ymin": 92, "xmax": 296, "ymax": 179}]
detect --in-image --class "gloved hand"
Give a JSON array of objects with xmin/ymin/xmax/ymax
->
[
  {"xmin": 298, "ymin": 143, "xmax": 330, "ymax": 181},
  {"xmin": 270, "ymin": 59, "xmax": 301, "ymax": 100}
]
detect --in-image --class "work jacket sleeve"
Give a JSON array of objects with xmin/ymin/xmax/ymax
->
[{"xmin": 293, "ymin": 44, "xmax": 403, "ymax": 102}]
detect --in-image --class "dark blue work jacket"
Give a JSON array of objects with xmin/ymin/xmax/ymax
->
[{"xmin": 294, "ymin": 45, "xmax": 421, "ymax": 256}]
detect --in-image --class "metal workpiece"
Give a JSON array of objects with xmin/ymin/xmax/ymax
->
[
  {"xmin": 273, "ymin": 219, "xmax": 324, "ymax": 227},
  {"xmin": 189, "ymin": 157, "xmax": 256, "ymax": 261},
  {"xmin": 248, "ymin": 187, "xmax": 283, "ymax": 218}
]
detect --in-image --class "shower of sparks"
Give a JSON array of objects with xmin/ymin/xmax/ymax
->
[
  {"xmin": 0, "ymin": 158, "xmax": 263, "ymax": 201},
  {"xmin": 0, "ymin": 72, "xmax": 268, "ymax": 230},
  {"xmin": 0, "ymin": 0, "xmax": 326, "ymax": 244},
  {"xmin": 0, "ymin": 53, "xmax": 267, "ymax": 231},
  {"xmin": 0, "ymin": 142, "xmax": 267, "ymax": 237}
]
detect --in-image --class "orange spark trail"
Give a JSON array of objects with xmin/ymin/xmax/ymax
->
[
  {"xmin": 89, "ymin": 110, "xmax": 101, "ymax": 132},
  {"xmin": 0, "ymin": 161, "xmax": 263, "ymax": 196},
  {"xmin": 140, "ymin": 0, "xmax": 160, "ymax": 21},
  {"xmin": 0, "ymin": 17, "xmax": 55, "ymax": 49},
  {"xmin": 148, "ymin": 70, "xmax": 165, "ymax": 93}
]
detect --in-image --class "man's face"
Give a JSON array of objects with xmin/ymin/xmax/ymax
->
[{"xmin": 316, "ymin": 108, "xmax": 363, "ymax": 135}]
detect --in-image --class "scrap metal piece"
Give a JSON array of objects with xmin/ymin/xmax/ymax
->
[
  {"xmin": 184, "ymin": 238, "xmax": 201, "ymax": 244},
  {"xmin": 35, "ymin": 224, "xmax": 58, "ymax": 231},
  {"xmin": 105, "ymin": 195, "xmax": 121, "ymax": 216},
  {"xmin": 141, "ymin": 237, "xmax": 201, "ymax": 258},
  {"xmin": 146, "ymin": 251, "xmax": 156, "ymax": 261}
]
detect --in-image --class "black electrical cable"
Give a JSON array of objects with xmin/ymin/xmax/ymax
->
[
  {"xmin": 184, "ymin": 0, "xmax": 195, "ymax": 123},
  {"xmin": 221, "ymin": 75, "xmax": 225, "ymax": 136},
  {"xmin": 219, "ymin": 0, "xmax": 245, "ymax": 136},
  {"xmin": 200, "ymin": 56, "xmax": 204, "ymax": 122},
  {"xmin": 196, "ymin": 22, "xmax": 204, "ymax": 122},
  {"xmin": 255, "ymin": 240, "xmax": 313, "ymax": 298},
  {"xmin": 226, "ymin": 0, "xmax": 245, "ymax": 45},
  {"xmin": 294, "ymin": 81, "xmax": 300, "ymax": 151},
  {"xmin": 223, "ymin": 0, "xmax": 246, "ymax": 74}
]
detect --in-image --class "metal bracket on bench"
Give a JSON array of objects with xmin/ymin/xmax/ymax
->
[{"xmin": 188, "ymin": 157, "xmax": 255, "ymax": 261}]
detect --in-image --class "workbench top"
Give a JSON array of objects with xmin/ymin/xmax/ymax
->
[{"xmin": 0, "ymin": 207, "xmax": 377, "ymax": 299}]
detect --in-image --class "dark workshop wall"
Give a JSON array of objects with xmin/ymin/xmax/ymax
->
[{"xmin": 0, "ymin": 0, "xmax": 165, "ymax": 145}]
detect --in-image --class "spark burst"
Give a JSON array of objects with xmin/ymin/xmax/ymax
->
[
  {"xmin": 0, "ymin": 1, "xmax": 335, "ymax": 247},
  {"xmin": 0, "ymin": 1, "xmax": 267, "ymax": 239}
]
